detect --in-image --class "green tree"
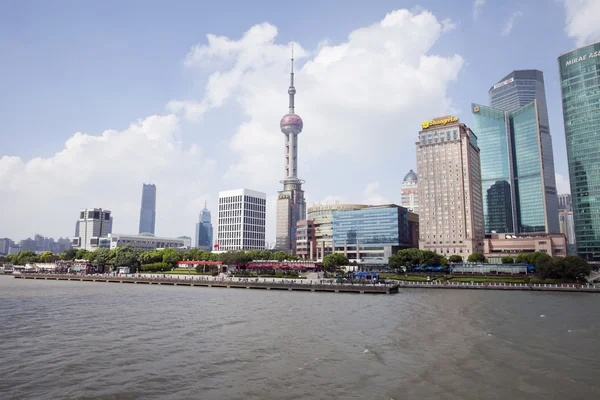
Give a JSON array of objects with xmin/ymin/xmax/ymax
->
[
  {"xmin": 139, "ymin": 249, "xmax": 163, "ymax": 265},
  {"xmin": 501, "ymin": 256, "xmax": 514, "ymax": 264},
  {"xmin": 555, "ymin": 256, "xmax": 591, "ymax": 281},
  {"xmin": 61, "ymin": 248, "xmax": 78, "ymax": 261},
  {"xmin": 467, "ymin": 253, "xmax": 486, "ymax": 263},
  {"xmin": 114, "ymin": 245, "xmax": 140, "ymax": 269},
  {"xmin": 245, "ymin": 250, "xmax": 261, "ymax": 261},
  {"xmin": 323, "ymin": 253, "xmax": 349, "ymax": 270},
  {"xmin": 535, "ymin": 253, "xmax": 556, "ymax": 278},
  {"xmin": 93, "ymin": 248, "xmax": 114, "ymax": 264},
  {"xmin": 162, "ymin": 248, "xmax": 183, "ymax": 268},
  {"xmin": 440, "ymin": 257, "xmax": 449, "ymax": 267},
  {"xmin": 13, "ymin": 251, "xmax": 40, "ymax": 265},
  {"xmin": 75, "ymin": 249, "xmax": 91, "ymax": 260},
  {"xmin": 448, "ymin": 255, "xmax": 463, "ymax": 263},
  {"xmin": 387, "ymin": 253, "xmax": 404, "ymax": 270},
  {"xmin": 394, "ymin": 248, "xmax": 423, "ymax": 267},
  {"xmin": 271, "ymin": 251, "xmax": 288, "ymax": 262},
  {"xmin": 39, "ymin": 251, "xmax": 58, "ymax": 263},
  {"xmin": 421, "ymin": 250, "xmax": 442, "ymax": 266}
]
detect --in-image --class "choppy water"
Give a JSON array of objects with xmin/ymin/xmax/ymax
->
[{"xmin": 1, "ymin": 276, "xmax": 599, "ymax": 400}]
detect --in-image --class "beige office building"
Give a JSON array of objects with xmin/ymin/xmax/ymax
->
[{"xmin": 417, "ymin": 116, "xmax": 484, "ymax": 258}]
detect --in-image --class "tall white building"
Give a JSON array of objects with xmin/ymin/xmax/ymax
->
[
  {"xmin": 71, "ymin": 208, "xmax": 112, "ymax": 251},
  {"xmin": 417, "ymin": 116, "xmax": 484, "ymax": 258},
  {"xmin": 217, "ymin": 189, "xmax": 266, "ymax": 251},
  {"xmin": 401, "ymin": 169, "xmax": 419, "ymax": 214}
]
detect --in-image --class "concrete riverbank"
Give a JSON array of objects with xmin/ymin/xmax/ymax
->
[
  {"xmin": 395, "ymin": 280, "xmax": 600, "ymax": 293},
  {"xmin": 13, "ymin": 274, "xmax": 399, "ymax": 294}
]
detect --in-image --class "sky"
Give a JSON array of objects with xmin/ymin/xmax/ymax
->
[{"xmin": 1, "ymin": 0, "xmax": 600, "ymax": 244}]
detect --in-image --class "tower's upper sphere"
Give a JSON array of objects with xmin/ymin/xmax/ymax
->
[
  {"xmin": 288, "ymin": 87, "xmax": 296, "ymax": 95},
  {"xmin": 280, "ymin": 113, "xmax": 303, "ymax": 133}
]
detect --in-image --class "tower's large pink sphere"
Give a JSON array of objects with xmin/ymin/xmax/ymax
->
[{"xmin": 280, "ymin": 114, "xmax": 303, "ymax": 130}]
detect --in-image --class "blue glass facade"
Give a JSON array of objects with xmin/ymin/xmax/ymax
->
[
  {"xmin": 139, "ymin": 183, "xmax": 156, "ymax": 234},
  {"xmin": 472, "ymin": 101, "xmax": 557, "ymax": 234},
  {"xmin": 332, "ymin": 206, "xmax": 411, "ymax": 259},
  {"xmin": 558, "ymin": 42, "xmax": 600, "ymax": 262},
  {"xmin": 195, "ymin": 206, "xmax": 213, "ymax": 250}
]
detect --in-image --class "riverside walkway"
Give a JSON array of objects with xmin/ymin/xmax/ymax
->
[
  {"xmin": 13, "ymin": 273, "xmax": 399, "ymax": 294},
  {"xmin": 395, "ymin": 280, "xmax": 600, "ymax": 293}
]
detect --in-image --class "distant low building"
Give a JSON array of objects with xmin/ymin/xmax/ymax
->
[
  {"xmin": 104, "ymin": 233, "xmax": 185, "ymax": 251},
  {"xmin": 483, "ymin": 233, "xmax": 566, "ymax": 263}
]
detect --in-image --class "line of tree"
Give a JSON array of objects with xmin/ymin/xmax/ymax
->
[{"xmin": 0, "ymin": 246, "xmax": 300, "ymax": 269}]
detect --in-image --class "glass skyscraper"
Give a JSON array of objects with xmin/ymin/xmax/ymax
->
[
  {"xmin": 558, "ymin": 42, "xmax": 600, "ymax": 262},
  {"xmin": 472, "ymin": 101, "xmax": 559, "ymax": 234},
  {"xmin": 139, "ymin": 183, "xmax": 156, "ymax": 234},
  {"xmin": 195, "ymin": 202, "xmax": 213, "ymax": 250},
  {"xmin": 471, "ymin": 69, "xmax": 559, "ymax": 234}
]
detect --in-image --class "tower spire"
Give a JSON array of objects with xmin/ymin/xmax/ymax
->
[{"xmin": 288, "ymin": 43, "xmax": 296, "ymax": 114}]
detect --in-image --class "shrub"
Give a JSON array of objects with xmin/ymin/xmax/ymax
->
[{"xmin": 141, "ymin": 262, "xmax": 171, "ymax": 272}]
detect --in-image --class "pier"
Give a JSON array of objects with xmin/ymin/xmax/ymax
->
[{"xmin": 13, "ymin": 274, "xmax": 399, "ymax": 294}]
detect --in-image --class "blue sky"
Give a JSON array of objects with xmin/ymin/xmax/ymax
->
[{"xmin": 1, "ymin": 0, "xmax": 598, "ymax": 242}]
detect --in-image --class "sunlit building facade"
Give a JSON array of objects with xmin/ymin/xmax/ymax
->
[
  {"xmin": 217, "ymin": 189, "xmax": 266, "ymax": 251},
  {"xmin": 559, "ymin": 42, "xmax": 600, "ymax": 262},
  {"xmin": 471, "ymin": 101, "xmax": 559, "ymax": 234},
  {"xmin": 401, "ymin": 170, "xmax": 419, "ymax": 214},
  {"xmin": 417, "ymin": 116, "xmax": 484, "ymax": 257}
]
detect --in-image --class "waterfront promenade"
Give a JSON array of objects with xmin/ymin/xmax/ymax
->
[
  {"xmin": 12, "ymin": 273, "xmax": 399, "ymax": 294},
  {"xmin": 10, "ymin": 272, "xmax": 600, "ymax": 293},
  {"xmin": 396, "ymin": 280, "xmax": 600, "ymax": 293}
]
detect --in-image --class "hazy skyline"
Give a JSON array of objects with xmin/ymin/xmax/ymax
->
[{"xmin": 1, "ymin": 0, "xmax": 599, "ymax": 243}]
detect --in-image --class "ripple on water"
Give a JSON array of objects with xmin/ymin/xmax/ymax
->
[{"xmin": 0, "ymin": 277, "xmax": 599, "ymax": 400}]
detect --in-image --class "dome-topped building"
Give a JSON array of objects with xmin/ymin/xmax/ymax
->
[
  {"xmin": 401, "ymin": 169, "xmax": 419, "ymax": 214},
  {"xmin": 403, "ymin": 169, "xmax": 417, "ymax": 183}
]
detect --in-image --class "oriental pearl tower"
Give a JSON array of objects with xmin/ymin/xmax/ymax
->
[{"xmin": 275, "ymin": 47, "xmax": 306, "ymax": 253}]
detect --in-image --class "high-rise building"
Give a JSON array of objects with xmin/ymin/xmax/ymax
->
[
  {"xmin": 0, "ymin": 238, "xmax": 13, "ymax": 256},
  {"xmin": 417, "ymin": 116, "xmax": 484, "ymax": 257},
  {"xmin": 217, "ymin": 189, "xmax": 266, "ymax": 251},
  {"xmin": 401, "ymin": 170, "xmax": 419, "ymax": 214},
  {"xmin": 275, "ymin": 50, "xmax": 306, "ymax": 253},
  {"xmin": 559, "ymin": 209, "xmax": 576, "ymax": 246},
  {"xmin": 471, "ymin": 101, "xmax": 560, "ymax": 234},
  {"xmin": 74, "ymin": 221, "xmax": 80, "ymax": 237},
  {"xmin": 558, "ymin": 193, "xmax": 572, "ymax": 211},
  {"xmin": 195, "ymin": 202, "xmax": 213, "ymax": 250},
  {"xmin": 480, "ymin": 69, "xmax": 559, "ymax": 233},
  {"xmin": 558, "ymin": 42, "xmax": 600, "ymax": 262},
  {"xmin": 139, "ymin": 183, "xmax": 156, "ymax": 234},
  {"xmin": 71, "ymin": 208, "xmax": 112, "ymax": 251}
]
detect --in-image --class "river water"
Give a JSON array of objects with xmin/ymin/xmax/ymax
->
[{"xmin": 0, "ymin": 276, "xmax": 599, "ymax": 400}]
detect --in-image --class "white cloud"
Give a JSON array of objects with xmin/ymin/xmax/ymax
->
[
  {"xmin": 0, "ymin": 115, "xmax": 217, "ymax": 240},
  {"xmin": 441, "ymin": 18, "xmax": 457, "ymax": 33},
  {"xmin": 555, "ymin": 173, "xmax": 571, "ymax": 194},
  {"xmin": 173, "ymin": 9, "xmax": 463, "ymax": 208},
  {"xmin": 502, "ymin": 11, "xmax": 523, "ymax": 36},
  {"xmin": 2, "ymin": 8, "xmax": 464, "ymax": 244},
  {"xmin": 473, "ymin": 0, "xmax": 486, "ymax": 21},
  {"xmin": 562, "ymin": 0, "xmax": 600, "ymax": 46},
  {"xmin": 362, "ymin": 182, "xmax": 391, "ymax": 205}
]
